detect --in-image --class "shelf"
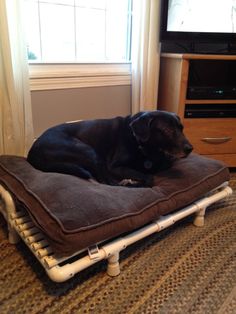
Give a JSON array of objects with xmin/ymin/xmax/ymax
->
[
  {"xmin": 161, "ymin": 53, "xmax": 236, "ymax": 61},
  {"xmin": 158, "ymin": 53, "xmax": 236, "ymax": 166},
  {"xmin": 185, "ymin": 99, "xmax": 236, "ymax": 104}
]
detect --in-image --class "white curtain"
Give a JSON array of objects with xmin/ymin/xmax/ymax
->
[
  {"xmin": 131, "ymin": 0, "xmax": 161, "ymax": 113},
  {"xmin": 0, "ymin": 0, "xmax": 34, "ymax": 156}
]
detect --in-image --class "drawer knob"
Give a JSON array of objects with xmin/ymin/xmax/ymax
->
[{"xmin": 201, "ymin": 137, "xmax": 232, "ymax": 144}]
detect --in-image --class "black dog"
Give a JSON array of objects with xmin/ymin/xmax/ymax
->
[{"xmin": 27, "ymin": 110, "xmax": 193, "ymax": 187}]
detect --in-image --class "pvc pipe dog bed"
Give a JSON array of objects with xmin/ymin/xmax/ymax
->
[{"xmin": 0, "ymin": 154, "xmax": 232, "ymax": 282}]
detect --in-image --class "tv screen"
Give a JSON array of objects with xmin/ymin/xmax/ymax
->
[
  {"xmin": 167, "ymin": 0, "xmax": 236, "ymax": 33},
  {"xmin": 160, "ymin": 0, "xmax": 236, "ymax": 52}
]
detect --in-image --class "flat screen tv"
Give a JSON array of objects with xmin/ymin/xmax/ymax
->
[{"xmin": 160, "ymin": 0, "xmax": 236, "ymax": 54}]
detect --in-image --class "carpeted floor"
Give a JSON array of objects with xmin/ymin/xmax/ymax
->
[{"xmin": 0, "ymin": 175, "xmax": 235, "ymax": 314}]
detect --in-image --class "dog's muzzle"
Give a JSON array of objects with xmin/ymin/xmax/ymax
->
[
  {"xmin": 161, "ymin": 143, "xmax": 193, "ymax": 160},
  {"xmin": 183, "ymin": 144, "xmax": 193, "ymax": 156}
]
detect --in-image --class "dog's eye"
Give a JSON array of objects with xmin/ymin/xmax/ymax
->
[{"xmin": 158, "ymin": 127, "xmax": 173, "ymax": 137}]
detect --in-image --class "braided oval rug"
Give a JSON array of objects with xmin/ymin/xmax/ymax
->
[{"xmin": 0, "ymin": 175, "xmax": 235, "ymax": 314}]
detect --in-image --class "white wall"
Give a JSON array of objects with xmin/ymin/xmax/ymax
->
[{"xmin": 31, "ymin": 85, "xmax": 131, "ymax": 137}]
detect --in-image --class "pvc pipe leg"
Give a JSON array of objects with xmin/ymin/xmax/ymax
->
[
  {"xmin": 8, "ymin": 224, "xmax": 20, "ymax": 244},
  {"xmin": 193, "ymin": 208, "xmax": 206, "ymax": 227},
  {"xmin": 107, "ymin": 252, "xmax": 120, "ymax": 277}
]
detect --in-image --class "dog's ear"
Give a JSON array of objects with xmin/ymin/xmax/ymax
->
[{"xmin": 130, "ymin": 113, "xmax": 154, "ymax": 142}]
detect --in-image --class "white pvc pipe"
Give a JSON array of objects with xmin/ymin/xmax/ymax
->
[
  {"xmin": 46, "ymin": 185, "xmax": 233, "ymax": 282},
  {"xmin": 26, "ymin": 233, "xmax": 45, "ymax": 244},
  {"xmin": 31, "ymin": 239, "xmax": 49, "ymax": 251},
  {"xmin": 46, "ymin": 254, "xmax": 105, "ymax": 282},
  {"xmin": 37, "ymin": 246, "xmax": 53, "ymax": 258},
  {"xmin": 0, "ymin": 183, "xmax": 232, "ymax": 283},
  {"xmin": 21, "ymin": 227, "xmax": 40, "ymax": 237},
  {"xmin": 17, "ymin": 221, "xmax": 34, "ymax": 231}
]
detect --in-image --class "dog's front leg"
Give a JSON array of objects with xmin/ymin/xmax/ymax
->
[
  {"xmin": 93, "ymin": 162, "xmax": 120, "ymax": 186},
  {"xmin": 109, "ymin": 166, "xmax": 154, "ymax": 187},
  {"xmin": 118, "ymin": 178, "xmax": 147, "ymax": 187}
]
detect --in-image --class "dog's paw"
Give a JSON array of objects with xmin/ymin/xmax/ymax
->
[
  {"xmin": 119, "ymin": 176, "xmax": 154, "ymax": 188},
  {"xmin": 119, "ymin": 179, "xmax": 141, "ymax": 187}
]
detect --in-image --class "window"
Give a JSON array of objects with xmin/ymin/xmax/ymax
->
[{"xmin": 23, "ymin": 0, "xmax": 132, "ymax": 63}]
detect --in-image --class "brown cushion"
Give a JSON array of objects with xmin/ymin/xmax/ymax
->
[{"xmin": 0, "ymin": 154, "xmax": 229, "ymax": 256}]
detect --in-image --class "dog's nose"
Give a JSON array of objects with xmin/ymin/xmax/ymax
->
[{"xmin": 184, "ymin": 144, "xmax": 193, "ymax": 155}]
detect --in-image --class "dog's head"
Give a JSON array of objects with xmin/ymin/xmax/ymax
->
[{"xmin": 130, "ymin": 110, "xmax": 193, "ymax": 163}]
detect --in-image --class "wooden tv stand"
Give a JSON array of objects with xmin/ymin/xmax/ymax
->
[{"xmin": 158, "ymin": 53, "xmax": 236, "ymax": 167}]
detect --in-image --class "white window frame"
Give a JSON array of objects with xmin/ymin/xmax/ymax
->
[
  {"xmin": 29, "ymin": 63, "xmax": 132, "ymax": 91},
  {"xmin": 26, "ymin": 0, "xmax": 132, "ymax": 91}
]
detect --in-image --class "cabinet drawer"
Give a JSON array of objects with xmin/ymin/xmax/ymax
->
[{"xmin": 184, "ymin": 118, "xmax": 236, "ymax": 154}]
